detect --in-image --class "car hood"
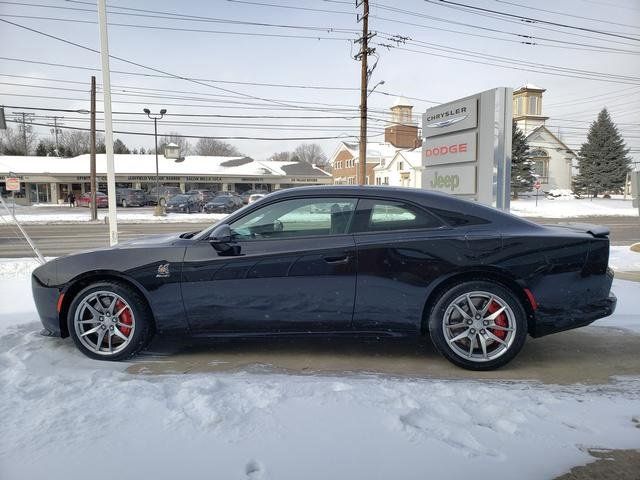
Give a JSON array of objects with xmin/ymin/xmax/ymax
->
[{"xmin": 116, "ymin": 232, "xmax": 183, "ymax": 247}]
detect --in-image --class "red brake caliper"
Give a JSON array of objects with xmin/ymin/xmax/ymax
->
[
  {"xmin": 115, "ymin": 299, "xmax": 132, "ymax": 336},
  {"xmin": 487, "ymin": 301, "xmax": 508, "ymax": 340}
]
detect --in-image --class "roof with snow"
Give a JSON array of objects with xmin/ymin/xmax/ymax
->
[
  {"xmin": 514, "ymin": 84, "xmax": 546, "ymax": 94},
  {"xmin": 392, "ymin": 96, "xmax": 413, "ymax": 108},
  {"xmin": 338, "ymin": 141, "xmax": 400, "ymax": 160},
  {"xmin": 0, "ymin": 154, "xmax": 331, "ymax": 178}
]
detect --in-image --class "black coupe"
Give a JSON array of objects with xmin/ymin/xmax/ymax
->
[{"xmin": 32, "ymin": 186, "xmax": 616, "ymax": 370}]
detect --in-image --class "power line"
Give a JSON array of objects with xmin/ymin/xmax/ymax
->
[
  {"xmin": 492, "ymin": 0, "xmax": 640, "ymax": 31},
  {"xmin": 429, "ymin": 0, "xmax": 640, "ymax": 42},
  {"xmin": 5, "ymin": 118, "xmax": 385, "ymax": 141}
]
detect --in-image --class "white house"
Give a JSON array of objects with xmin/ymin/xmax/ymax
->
[{"xmin": 374, "ymin": 148, "xmax": 422, "ymax": 187}]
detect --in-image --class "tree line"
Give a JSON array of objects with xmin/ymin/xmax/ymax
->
[{"xmin": 0, "ymin": 126, "xmax": 329, "ymax": 169}]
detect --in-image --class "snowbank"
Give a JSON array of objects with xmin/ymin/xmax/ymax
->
[
  {"xmin": 510, "ymin": 196, "xmax": 638, "ymax": 218},
  {"xmin": 1, "ymin": 258, "xmax": 639, "ymax": 480},
  {"xmin": 609, "ymin": 246, "xmax": 640, "ymax": 272},
  {"xmin": 2, "ymin": 211, "xmax": 226, "ymax": 224}
]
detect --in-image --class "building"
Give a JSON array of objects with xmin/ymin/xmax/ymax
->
[
  {"xmin": 0, "ymin": 154, "xmax": 331, "ymax": 205},
  {"xmin": 330, "ymin": 97, "xmax": 422, "ymax": 185},
  {"xmin": 373, "ymin": 148, "xmax": 422, "ymax": 187},
  {"xmin": 513, "ymin": 84, "xmax": 576, "ymax": 190}
]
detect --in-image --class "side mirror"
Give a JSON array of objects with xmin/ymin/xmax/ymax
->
[{"xmin": 209, "ymin": 224, "xmax": 232, "ymax": 244}]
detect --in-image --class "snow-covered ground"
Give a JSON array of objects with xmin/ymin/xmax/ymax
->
[
  {"xmin": 609, "ymin": 246, "xmax": 640, "ymax": 272},
  {"xmin": 0, "ymin": 258, "xmax": 638, "ymax": 480},
  {"xmin": 510, "ymin": 196, "xmax": 638, "ymax": 218}
]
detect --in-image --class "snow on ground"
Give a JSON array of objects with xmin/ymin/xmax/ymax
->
[
  {"xmin": 609, "ymin": 246, "xmax": 640, "ymax": 272},
  {"xmin": 510, "ymin": 196, "xmax": 638, "ymax": 218},
  {"xmin": 0, "ymin": 259, "xmax": 639, "ymax": 480},
  {"xmin": 1, "ymin": 204, "xmax": 226, "ymax": 224}
]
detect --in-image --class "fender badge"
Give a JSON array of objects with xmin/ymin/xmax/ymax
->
[{"xmin": 156, "ymin": 263, "xmax": 170, "ymax": 278}]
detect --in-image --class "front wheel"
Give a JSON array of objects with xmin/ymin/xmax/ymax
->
[
  {"xmin": 67, "ymin": 281, "xmax": 154, "ymax": 361},
  {"xmin": 428, "ymin": 281, "xmax": 527, "ymax": 370}
]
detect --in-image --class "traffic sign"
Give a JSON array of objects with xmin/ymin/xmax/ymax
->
[{"xmin": 5, "ymin": 177, "xmax": 20, "ymax": 191}]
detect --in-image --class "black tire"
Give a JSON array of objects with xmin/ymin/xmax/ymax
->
[
  {"xmin": 427, "ymin": 280, "xmax": 527, "ymax": 371},
  {"xmin": 159, "ymin": 197, "xmax": 166, "ymax": 207},
  {"xmin": 121, "ymin": 199, "xmax": 127, "ymax": 208},
  {"xmin": 67, "ymin": 281, "xmax": 154, "ymax": 361}
]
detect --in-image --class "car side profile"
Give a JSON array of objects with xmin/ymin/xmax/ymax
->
[
  {"xmin": 32, "ymin": 186, "xmax": 616, "ymax": 370},
  {"xmin": 77, "ymin": 191, "xmax": 108, "ymax": 208}
]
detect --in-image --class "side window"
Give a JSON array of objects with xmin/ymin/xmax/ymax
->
[
  {"xmin": 230, "ymin": 197, "xmax": 357, "ymax": 240},
  {"xmin": 353, "ymin": 199, "xmax": 443, "ymax": 233}
]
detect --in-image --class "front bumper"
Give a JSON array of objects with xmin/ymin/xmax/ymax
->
[
  {"xmin": 31, "ymin": 274, "xmax": 63, "ymax": 337},
  {"xmin": 530, "ymin": 292, "xmax": 617, "ymax": 337}
]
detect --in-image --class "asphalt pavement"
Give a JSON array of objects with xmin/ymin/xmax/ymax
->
[{"xmin": 0, "ymin": 215, "xmax": 637, "ymax": 257}]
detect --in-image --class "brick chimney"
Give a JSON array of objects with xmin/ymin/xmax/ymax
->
[{"xmin": 384, "ymin": 96, "xmax": 422, "ymax": 148}]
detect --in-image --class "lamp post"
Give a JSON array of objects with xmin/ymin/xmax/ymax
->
[{"xmin": 143, "ymin": 108, "xmax": 166, "ymax": 215}]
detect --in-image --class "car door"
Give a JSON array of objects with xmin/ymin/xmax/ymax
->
[
  {"xmin": 350, "ymin": 198, "xmax": 465, "ymax": 333},
  {"xmin": 181, "ymin": 196, "xmax": 359, "ymax": 334}
]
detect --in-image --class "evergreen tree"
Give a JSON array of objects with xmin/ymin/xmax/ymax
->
[
  {"xmin": 573, "ymin": 108, "xmax": 631, "ymax": 197},
  {"xmin": 510, "ymin": 121, "xmax": 535, "ymax": 198}
]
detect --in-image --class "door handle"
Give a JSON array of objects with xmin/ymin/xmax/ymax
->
[{"xmin": 323, "ymin": 254, "xmax": 350, "ymax": 264}]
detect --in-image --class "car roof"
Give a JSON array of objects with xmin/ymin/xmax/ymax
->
[{"xmin": 264, "ymin": 186, "xmax": 526, "ymax": 227}]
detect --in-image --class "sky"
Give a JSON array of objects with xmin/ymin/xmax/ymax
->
[{"xmin": 0, "ymin": 0, "xmax": 639, "ymax": 163}]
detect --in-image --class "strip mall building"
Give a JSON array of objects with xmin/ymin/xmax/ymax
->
[{"xmin": 0, "ymin": 154, "xmax": 331, "ymax": 204}]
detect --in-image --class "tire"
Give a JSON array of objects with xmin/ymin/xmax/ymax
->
[
  {"xmin": 159, "ymin": 197, "xmax": 166, "ymax": 207},
  {"xmin": 67, "ymin": 281, "xmax": 154, "ymax": 361},
  {"xmin": 121, "ymin": 199, "xmax": 127, "ymax": 208},
  {"xmin": 427, "ymin": 280, "xmax": 527, "ymax": 370}
]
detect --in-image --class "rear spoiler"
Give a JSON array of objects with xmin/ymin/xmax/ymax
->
[{"xmin": 553, "ymin": 223, "xmax": 610, "ymax": 238}]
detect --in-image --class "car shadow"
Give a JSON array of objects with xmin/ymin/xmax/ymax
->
[{"xmin": 127, "ymin": 326, "xmax": 640, "ymax": 385}]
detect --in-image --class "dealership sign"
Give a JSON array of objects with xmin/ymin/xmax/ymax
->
[
  {"xmin": 421, "ymin": 88, "xmax": 513, "ymax": 210},
  {"xmin": 423, "ymin": 131, "xmax": 477, "ymax": 166},
  {"xmin": 423, "ymin": 98, "xmax": 477, "ymax": 138}
]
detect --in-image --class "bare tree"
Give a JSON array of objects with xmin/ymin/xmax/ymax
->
[
  {"xmin": 293, "ymin": 143, "xmax": 328, "ymax": 167},
  {"xmin": 194, "ymin": 137, "xmax": 241, "ymax": 156},
  {"xmin": 158, "ymin": 132, "xmax": 191, "ymax": 156},
  {"xmin": 0, "ymin": 126, "xmax": 29, "ymax": 155},
  {"xmin": 267, "ymin": 151, "xmax": 293, "ymax": 162},
  {"xmin": 59, "ymin": 130, "xmax": 91, "ymax": 157}
]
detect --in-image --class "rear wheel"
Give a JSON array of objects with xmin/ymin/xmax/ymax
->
[
  {"xmin": 67, "ymin": 281, "xmax": 154, "ymax": 361},
  {"xmin": 428, "ymin": 281, "xmax": 527, "ymax": 370}
]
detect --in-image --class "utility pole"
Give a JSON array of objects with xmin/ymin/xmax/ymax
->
[
  {"xmin": 97, "ymin": 0, "xmax": 118, "ymax": 245},
  {"xmin": 48, "ymin": 116, "xmax": 63, "ymax": 155},
  {"xmin": 90, "ymin": 75, "xmax": 97, "ymax": 221},
  {"xmin": 12, "ymin": 111, "xmax": 34, "ymax": 155},
  {"xmin": 355, "ymin": 0, "xmax": 374, "ymax": 186}
]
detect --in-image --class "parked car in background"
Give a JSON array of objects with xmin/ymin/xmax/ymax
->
[
  {"xmin": 248, "ymin": 193, "xmax": 266, "ymax": 204},
  {"xmin": 203, "ymin": 194, "xmax": 242, "ymax": 213},
  {"xmin": 147, "ymin": 186, "xmax": 182, "ymax": 207},
  {"xmin": 186, "ymin": 189, "xmax": 215, "ymax": 209},
  {"xmin": 115, "ymin": 188, "xmax": 147, "ymax": 208},
  {"xmin": 241, "ymin": 189, "xmax": 269, "ymax": 204},
  {"xmin": 165, "ymin": 193, "xmax": 200, "ymax": 213},
  {"xmin": 77, "ymin": 192, "xmax": 108, "ymax": 208}
]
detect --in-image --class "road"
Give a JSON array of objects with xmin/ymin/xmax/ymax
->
[{"xmin": 0, "ymin": 215, "xmax": 637, "ymax": 257}]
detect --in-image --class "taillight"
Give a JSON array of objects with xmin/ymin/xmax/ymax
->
[{"xmin": 524, "ymin": 288, "xmax": 538, "ymax": 311}]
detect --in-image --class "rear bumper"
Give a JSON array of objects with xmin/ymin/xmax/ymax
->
[
  {"xmin": 530, "ymin": 292, "xmax": 617, "ymax": 337},
  {"xmin": 31, "ymin": 274, "xmax": 63, "ymax": 337}
]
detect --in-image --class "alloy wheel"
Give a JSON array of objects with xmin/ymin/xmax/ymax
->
[
  {"xmin": 73, "ymin": 291, "xmax": 136, "ymax": 356},
  {"xmin": 442, "ymin": 291, "xmax": 517, "ymax": 362}
]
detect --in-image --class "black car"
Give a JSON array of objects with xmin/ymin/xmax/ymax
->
[
  {"xmin": 147, "ymin": 186, "xmax": 182, "ymax": 206},
  {"xmin": 203, "ymin": 194, "xmax": 242, "ymax": 214},
  {"xmin": 165, "ymin": 194, "xmax": 199, "ymax": 213},
  {"xmin": 115, "ymin": 188, "xmax": 147, "ymax": 208},
  {"xmin": 186, "ymin": 189, "xmax": 215, "ymax": 209},
  {"xmin": 32, "ymin": 186, "xmax": 616, "ymax": 370}
]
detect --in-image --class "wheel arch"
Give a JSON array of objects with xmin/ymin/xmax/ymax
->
[
  {"xmin": 58, "ymin": 270, "xmax": 156, "ymax": 338},
  {"xmin": 420, "ymin": 267, "xmax": 536, "ymax": 336}
]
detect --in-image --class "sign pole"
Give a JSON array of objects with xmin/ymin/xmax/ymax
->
[{"xmin": 97, "ymin": 0, "xmax": 118, "ymax": 245}]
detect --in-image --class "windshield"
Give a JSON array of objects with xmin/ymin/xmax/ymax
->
[{"xmin": 170, "ymin": 195, "xmax": 190, "ymax": 202}]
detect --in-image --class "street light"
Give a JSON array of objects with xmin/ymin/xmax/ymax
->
[
  {"xmin": 367, "ymin": 80, "xmax": 385, "ymax": 97},
  {"xmin": 143, "ymin": 107, "xmax": 167, "ymax": 214}
]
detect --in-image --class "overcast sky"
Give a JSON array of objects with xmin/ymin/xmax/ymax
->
[{"xmin": 1, "ymin": 0, "xmax": 639, "ymax": 163}]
